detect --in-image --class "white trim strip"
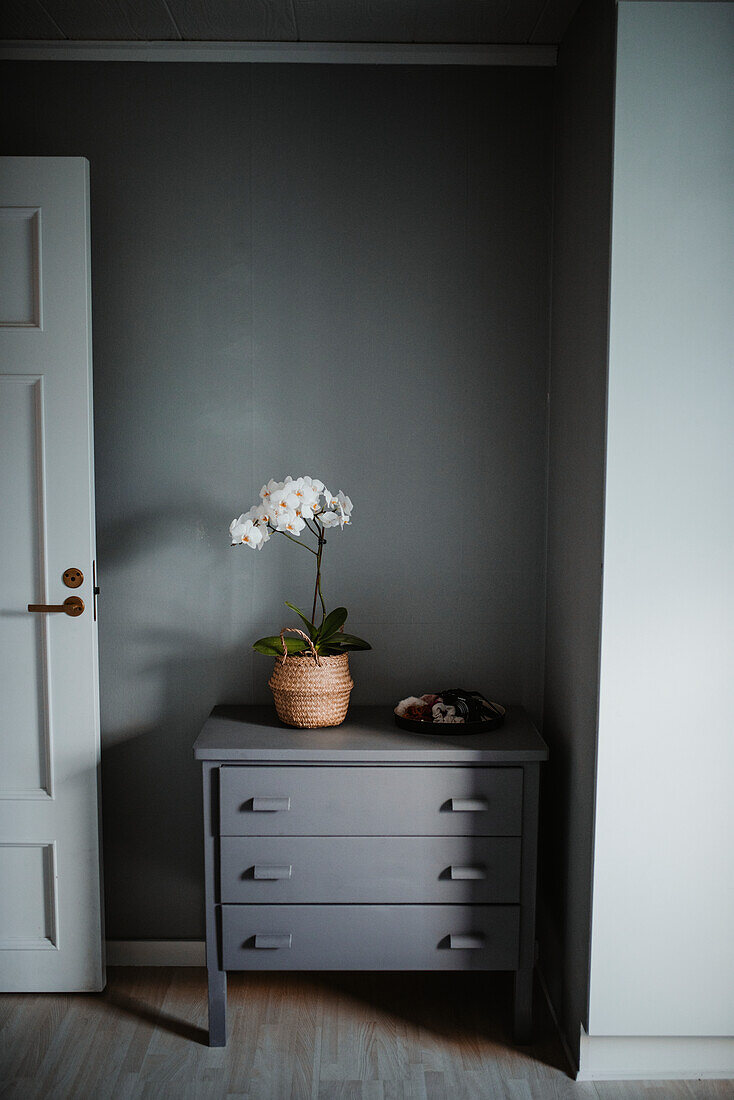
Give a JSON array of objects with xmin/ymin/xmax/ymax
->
[
  {"xmin": 578, "ymin": 1029, "xmax": 734, "ymax": 1081},
  {"xmin": 106, "ymin": 940, "xmax": 205, "ymax": 966},
  {"xmin": 0, "ymin": 40, "xmax": 557, "ymax": 66}
]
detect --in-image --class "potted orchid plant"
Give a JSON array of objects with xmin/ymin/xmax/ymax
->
[{"xmin": 230, "ymin": 476, "xmax": 370, "ymax": 727}]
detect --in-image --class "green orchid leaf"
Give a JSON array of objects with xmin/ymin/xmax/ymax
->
[
  {"xmin": 316, "ymin": 606, "xmax": 348, "ymax": 642},
  {"xmin": 252, "ymin": 635, "xmax": 307, "ymax": 656},
  {"xmin": 315, "ymin": 633, "xmax": 371, "ymax": 656},
  {"xmin": 284, "ymin": 601, "xmax": 317, "ymax": 638},
  {"xmin": 332, "ymin": 633, "xmax": 371, "ymax": 650}
]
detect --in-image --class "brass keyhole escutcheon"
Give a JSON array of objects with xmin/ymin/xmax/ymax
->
[{"xmin": 63, "ymin": 568, "xmax": 84, "ymax": 589}]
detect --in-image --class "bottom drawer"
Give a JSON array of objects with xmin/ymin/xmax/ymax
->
[{"xmin": 221, "ymin": 904, "xmax": 519, "ymax": 971}]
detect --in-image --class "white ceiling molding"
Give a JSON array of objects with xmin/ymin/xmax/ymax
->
[{"xmin": 0, "ymin": 40, "xmax": 557, "ymax": 66}]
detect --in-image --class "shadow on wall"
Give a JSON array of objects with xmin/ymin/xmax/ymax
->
[
  {"xmin": 96, "ymin": 499, "xmax": 311, "ymax": 940},
  {"xmin": 97, "ymin": 502, "xmax": 223, "ymax": 567},
  {"xmin": 97, "ymin": 499, "xmax": 534, "ymax": 941},
  {"xmin": 101, "ymin": 636, "xmax": 250, "ymax": 941}
]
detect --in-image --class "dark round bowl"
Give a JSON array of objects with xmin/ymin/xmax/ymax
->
[{"xmin": 394, "ymin": 709, "xmax": 505, "ymax": 735}]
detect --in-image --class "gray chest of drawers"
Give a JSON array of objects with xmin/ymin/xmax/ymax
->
[{"xmin": 194, "ymin": 705, "xmax": 548, "ymax": 1047}]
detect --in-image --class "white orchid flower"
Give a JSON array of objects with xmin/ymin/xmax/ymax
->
[
  {"xmin": 245, "ymin": 503, "xmax": 271, "ymax": 528},
  {"xmin": 244, "ymin": 505, "xmax": 272, "ymax": 548},
  {"xmin": 231, "ymin": 474, "xmax": 352, "ymax": 560},
  {"xmin": 289, "ymin": 479, "xmax": 320, "ymax": 519},
  {"xmin": 270, "ymin": 486, "xmax": 301, "ymax": 517},
  {"xmin": 231, "ymin": 518, "xmax": 263, "ymax": 549},
  {"xmin": 259, "ymin": 479, "xmax": 283, "ymax": 502},
  {"xmin": 279, "ymin": 511, "xmax": 306, "ymax": 536},
  {"xmin": 336, "ymin": 491, "xmax": 353, "ymax": 527},
  {"xmin": 272, "ymin": 506, "xmax": 297, "ymax": 531},
  {"xmin": 229, "ymin": 514, "xmax": 249, "ymax": 543},
  {"xmin": 322, "ymin": 489, "xmax": 353, "ymax": 528}
]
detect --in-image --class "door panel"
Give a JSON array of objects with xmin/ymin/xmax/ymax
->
[
  {"xmin": 0, "ymin": 206, "xmax": 41, "ymax": 327},
  {"xmin": 0, "ymin": 377, "xmax": 51, "ymax": 796},
  {"xmin": 0, "ymin": 158, "xmax": 103, "ymax": 991}
]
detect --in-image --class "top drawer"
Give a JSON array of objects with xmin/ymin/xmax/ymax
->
[{"xmin": 219, "ymin": 765, "xmax": 523, "ymax": 836}]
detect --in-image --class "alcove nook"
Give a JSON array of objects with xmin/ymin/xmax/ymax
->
[{"xmin": 2, "ymin": 0, "xmax": 731, "ymax": 1082}]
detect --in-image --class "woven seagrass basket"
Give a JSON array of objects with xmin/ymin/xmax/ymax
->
[{"xmin": 269, "ymin": 628, "xmax": 353, "ymax": 728}]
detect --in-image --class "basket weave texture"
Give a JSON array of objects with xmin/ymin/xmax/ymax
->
[{"xmin": 269, "ymin": 628, "xmax": 353, "ymax": 728}]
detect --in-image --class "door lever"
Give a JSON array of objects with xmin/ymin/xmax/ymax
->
[{"xmin": 28, "ymin": 596, "xmax": 84, "ymax": 617}]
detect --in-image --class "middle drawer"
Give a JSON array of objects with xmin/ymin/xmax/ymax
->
[{"xmin": 219, "ymin": 835, "xmax": 521, "ymax": 904}]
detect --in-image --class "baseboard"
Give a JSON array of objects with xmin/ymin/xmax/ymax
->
[
  {"xmin": 577, "ymin": 1030, "xmax": 734, "ymax": 1081},
  {"xmin": 106, "ymin": 940, "xmax": 205, "ymax": 966}
]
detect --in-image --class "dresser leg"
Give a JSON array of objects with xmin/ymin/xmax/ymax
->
[
  {"xmin": 207, "ymin": 967, "xmax": 227, "ymax": 1047},
  {"xmin": 513, "ymin": 966, "xmax": 533, "ymax": 1045}
]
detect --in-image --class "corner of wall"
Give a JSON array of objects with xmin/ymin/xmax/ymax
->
[{"xmin": 537, "ymin": 0, "xmax": 616, "ymax": 1068}]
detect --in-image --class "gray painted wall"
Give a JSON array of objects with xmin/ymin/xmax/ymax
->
[
  {"xmin": 2, "ymin": 62, "xmax": 553, "ymax": 938},
  {"xmin": 538, "ymin": 0, "xmax": 615, "ymax": 1064}
]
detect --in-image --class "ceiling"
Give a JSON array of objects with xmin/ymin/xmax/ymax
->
[{"xmin": 1, "ymin": 1, "xmax": 581, "ymax": 46}]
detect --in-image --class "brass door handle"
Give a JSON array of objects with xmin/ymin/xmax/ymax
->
[{"xmin": 28, "ymin": 596, "xmax": 84, "ymax": 617}]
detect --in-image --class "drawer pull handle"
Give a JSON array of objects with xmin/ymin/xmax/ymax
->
[
  {"xmin": 253, "ymin": 864, "xmax": 292, "ymax": 880},
  {"xmin": 449, "ymin": 798, "xmax": 489, "ymax": 812},
  {"xmin": 254, "ymin": 933, "xmax": 292, "ymax": 950},
  {"xmin": 449, "ymin": 933, "xmax": 486, "ymax": 950},
  {"xmin": 251, "ymin": 797, "xmax": 291, "ymax": 812},
  {"xmin": 449, "ymin": 865, "xmax": 487, "ymax": 880}
]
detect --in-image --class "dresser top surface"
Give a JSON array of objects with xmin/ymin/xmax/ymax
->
[{"xmin": 193, "ymin": 705, "xmax": 548, "ymax": 763}]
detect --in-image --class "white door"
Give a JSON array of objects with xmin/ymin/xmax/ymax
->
[{"xmin": 0, "ymin": 158, "xmax": 103, "ymax": 991}]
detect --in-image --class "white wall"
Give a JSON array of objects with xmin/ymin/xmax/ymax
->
[{"xmin": 589, "ymin": 1, "xmax": 734, "ymax": 1039}]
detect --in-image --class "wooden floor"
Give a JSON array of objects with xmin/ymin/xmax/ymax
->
[{"xmin": 0, "ymin": 968, "xmax": 732, "ymax": 1099}]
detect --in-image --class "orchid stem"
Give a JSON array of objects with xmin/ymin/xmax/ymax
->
[
  {"xmin": 311, "ymin": 533, "xmax": 326, "ymax": 624},
  {"xmin": 318, "ymin": 574, "xmax": 326, "ymax": 622},
  {"xmin": 272, "ymin": 527, "xmax": 318, "ymax": 555}
]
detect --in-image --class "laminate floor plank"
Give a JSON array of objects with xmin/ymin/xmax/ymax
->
[
  {"xmin": 381, "ymin": 1082, "xmax": 411, "ymax": 1100},
  {"xmin": 508, "ymin": 1076, "xmax": 601, "ymax": 1100},
  {"xmin": 0, "ymin": 969, "xmax": 731, "ymax": 1099},
  {"xmin": 114, "ymin": 968, "xmax": 173, "ymax": 1078},
  {"xmin": 31, "ymin": 1000, "xmax": 91, "ymax": 1099},
  {"xmin": 685, "ymin": 1083, "xmax": 734, "ymax": 1099},
  {"xmin": 287, "ymin": 977, "xmax": 321, "ymax": 1100},
  {"xmin": 1, "ymin": 994, "xmax": 58, "ymax": 1086},
  {"xmin": 64, "ymin": 1001, "xmax": 130, "ymax": 1100},
  {"xmin": 223, "ymin": 973, "xmax": 262, "ymax": 1093}
]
